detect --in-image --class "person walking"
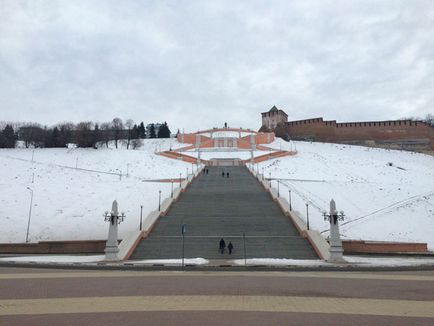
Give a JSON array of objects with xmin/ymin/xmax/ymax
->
[
  {"xmin": 222, "ymin": 171, "xmax": 225, "ymax": 177},
  {"xmin": 219, "ymin": 238, "xmax": 226, "ymax": 254},
  {"xmin": 228, "ymin": 242, "xmax": 234, "ymax": 255},
  {"xmin": 226, "ymin": 172, "xmax": 229, "ymax": 178}
]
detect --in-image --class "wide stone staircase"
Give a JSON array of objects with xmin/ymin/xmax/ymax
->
[{"xmin": 130, "ymin": 166, "xmax": 318, "ymax": 260}]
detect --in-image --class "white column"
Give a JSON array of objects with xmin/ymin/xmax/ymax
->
[
  {"xmin": 105, "ymin": 200, "xmax": 120, "ymax": 261},
  {"xmin": 328, "ymin": 199, "xmax": 344, "ymax": 263}
]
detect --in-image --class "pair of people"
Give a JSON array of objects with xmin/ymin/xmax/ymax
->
[
  {"xmin": 221, "ymin": 171, "xmax": 230, "ymax": 178},
  {"xmin": 219, "ymin": 238, "xmax": 234, "ymax": 255}
]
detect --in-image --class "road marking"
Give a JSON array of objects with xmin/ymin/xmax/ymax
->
[
  {"xmin": 0, "ymin": 270, "xmax": 434, "ymax": 282},
  {"xmin": 0, "ymin": 295, "xmax": 433, "ymax": 317}
]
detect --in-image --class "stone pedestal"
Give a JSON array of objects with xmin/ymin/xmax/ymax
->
[
  {"xmin": 105, "ymin": 200, "xmax": 121, "ymax": 261},
  {"xmin": 327, "ymin": 199, "xmax": 344, "ymax": 263}
]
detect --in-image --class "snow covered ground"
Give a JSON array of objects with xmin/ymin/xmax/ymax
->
[
  {"xmin": 259, "ymin": 139, "xmax": 434, "ymax": 250},
  {"xmin": 0, "ymin": 139, "xmax": 191, "ymax": 243},
  {"xmin": 1, "ymin": 135, "xmax": 433, "ymax": 254}
]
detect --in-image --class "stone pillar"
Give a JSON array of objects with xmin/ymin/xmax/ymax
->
[
  {"xmin": 195, "ymin": 134, "xmax": 201, "ymax": 149},
  {"xmin": 328, "ymin": 199, "xmax": 344, "ymax": 263},
  {"xmin": 250, "ymin": 134, "xmax": 256, "ymax": 150},
  {"xmin": 105, "ymin": 200, "xmax": 121, "ymax": 261},
  {"xmin": 224, "ymin": 138, "xmax": 228, "ymax": 147}
]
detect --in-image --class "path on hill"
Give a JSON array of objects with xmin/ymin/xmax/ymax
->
[{"xmin": 131, "ymin": 166, "xmax": 317, "ymax": 260}]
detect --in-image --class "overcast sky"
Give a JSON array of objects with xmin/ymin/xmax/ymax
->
[{"xmin": 1, "ymin": 0, "xmax": 433, "ymax": 131}]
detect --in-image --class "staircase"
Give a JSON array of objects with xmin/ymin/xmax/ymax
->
[{"xmin": 130, "ymin": 166, "xmax": 318, "ymax": 260}]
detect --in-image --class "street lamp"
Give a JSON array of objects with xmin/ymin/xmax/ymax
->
[
  {"xmin": 262, "ymin": 167, "xmax": 264, "ymax": 180},
  {"xmin": 179, "ymin": 173, "xmax": 182, "ymax": 187},
  {"xmin": 115, "ymin": 169, "xmax": 122, "ymax": 180},
  {"xmin": 140, "ymin": 205, "xmax": 143, "ymax": 230},
  {"xmin": 186, "ymin": 168, "xmax": 189, "ymax": 181},
  {"xmin": 25, "ymin": 187, "xmax": 34, "ymax": 243},
  {"xmin": 269, "ymin": 172, "xmax": 271, "ymax": 187},
  {"xmin": 158, "ymin": 190, "xmax": 162, "ymax": 211},
  {"xmin": 288, "ymin": 190, "xmax": 292, "ymax": 211},
  {"xmin": 277, "ymin": 180, "xmax": 280, "ymax": 197},
  {"xmin": 171, "ymin": 180, "xmax": 174, "ymax": 198},
  {"xmin": 306, "ymin": 203, "xmax": 310, "ymax": 230}
]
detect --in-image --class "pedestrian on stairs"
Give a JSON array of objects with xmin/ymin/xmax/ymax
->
[
  {"xmin": 228, "ymin": 242, "xmax": 234, "ymax": 255},
  {"xmin": 219, "ymin": 238, "xmax": 226, "ymax": 254},
  {"xmin": 222, "ymin": 171, "xmax": 225, "ymax": 177},
  {"xmin": 226, "ymin": 172, "xmax": 229, "ymax": 178}
]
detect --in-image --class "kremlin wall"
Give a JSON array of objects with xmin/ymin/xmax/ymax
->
[{"xmin": 261, "ymin": 106, "xmax": 434, "ymax": 152}]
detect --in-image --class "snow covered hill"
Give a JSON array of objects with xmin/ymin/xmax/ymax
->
[
  {"xmin": 0, "ymin": 139, "xmax": 191, "ymax": 243},
  {"xmin": 1, "ymin": 137, "xmax": 433, "ymax": 250},
  {"xmin": 259, "ymin": 139, "xmax": 434, "ymax": 250}
]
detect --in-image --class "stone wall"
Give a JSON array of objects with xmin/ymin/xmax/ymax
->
[{"xmin": 286, "ymin": 118, "xmax": 434, "ymax": 151}]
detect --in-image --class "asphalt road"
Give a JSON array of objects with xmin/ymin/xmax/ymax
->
[{"xmin": 1, "ymin": 267, "xmax": 433, "ymax": 325}]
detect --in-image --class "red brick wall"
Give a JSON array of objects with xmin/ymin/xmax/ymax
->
[
  {"xmin": 286, "ymin": 118, "xmax": 434, "ymax": 150},
  {"xmin": 342, "ymin": 240, "xmax": 428, "ymax": 254}
]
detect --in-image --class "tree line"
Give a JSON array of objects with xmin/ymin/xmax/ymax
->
[{"xmin": 0, "ymin": 118, "xmax": 172, "ymax": 149}]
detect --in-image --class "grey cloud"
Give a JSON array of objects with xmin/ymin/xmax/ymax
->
[{"xmin": 0, "ymin": 0, "xmax": 433, "ymax": 131}]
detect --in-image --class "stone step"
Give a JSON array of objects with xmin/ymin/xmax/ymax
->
[{"xmin": 131, "ymin": 166, "xmax": 318, "ymax": 260}]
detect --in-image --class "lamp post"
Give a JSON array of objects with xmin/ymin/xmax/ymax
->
[
  {"xmin": 171, "ymin": 180, "xmax": 174, "ymax": 198},
  {"xmin": 158, "ymin": 190, "xmax": 162, "ymax": 211},
  {"xmin": 262, "ymin": 167, "xmax": 264, "ymax": 180},
  {"xmin": 306, "ymin": 203, "xmax": 310, "ymax": 230},
  {"xmin": 25, "ymin": 187, "xmax": 34, "ymax": 243},
  {"xmin": 140, "ymin": 205, "xmax": 143, "ymax": 230},
  {"xmin": 269, "ymin": 172, "xmax": 271, "ymax": 187},
  {"xmin": 179, "ymin": 173, "xmax": 182, "ymax": 187},
  {"xmin": 186, "ymin": 168, "xmax": 189, "ymax": 181},
  {"xmin": 288, "ymin": 190, "xmax": 292, "ymax": 211},
  {"xmin": 277, "ymin": 180, "xmax": 280, "ymax": 197}
]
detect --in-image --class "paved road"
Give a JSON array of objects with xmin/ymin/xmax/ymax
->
[{"xmin": 1, "ymin": 267, "xmax": 434, "ymax": 325}]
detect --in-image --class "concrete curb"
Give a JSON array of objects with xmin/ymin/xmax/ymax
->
[{"xmin": 1, "ymin": 260, "xmax": 433, "ymax": 272}]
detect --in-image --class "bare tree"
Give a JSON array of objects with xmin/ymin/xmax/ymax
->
[
  {"xmin": 100, "ymin": 122, "xmax": 112, "ymax": 148},
  {"xmin": 75, "ymin": 121, "xmax": 94, "ymax": 147},
  {"xmin": 125, "ymin": 119, "xmax": 134, "ymax": 149},
  {"xmin": 111, "ymin": 118, "xmax": 123, "ymax": 149}
]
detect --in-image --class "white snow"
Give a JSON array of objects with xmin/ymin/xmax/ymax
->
[
  {"xmin": 2, "ymin": 135, "xmax": 434, "ymax": 254},
  {"xmin": 129, "ymin": 258, "xmax": 209, "ymax": 265},
  {"xmin": 257, "ymin": 139, "xmax": 434, "ymax": 250},
  {"xmin": 0, "ymin": 139, "xmax": 191, "ymax": 243},
  {"xmin": 0, "ymin": 255, "xmax": 104, "ymax": 263},
  {"xmin": 233, "ymin": 256, "xmax": 434, "ymax": 267}
]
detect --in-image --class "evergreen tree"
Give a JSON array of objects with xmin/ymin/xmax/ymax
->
[
  {"xmin": 157, "ymin": 122, "xmax": 171, "ymax": 138},
  {"xmin": 149, "ymin": 123, "xmax": 156, "ymax": 138},
  {"xmin": 138, "ymin": 122, "xmax": 146, "ymax": 139},
  {"xmin": 50, "ymin": 127, "xmax": 60, "ymax": 147},
  {"xmin": 1, "ymin": 125, "xmax": 15, "ymax": 148},
  {"xmin": 92, "ymin": 124, "xmax": 100, "ymax": 148}
]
